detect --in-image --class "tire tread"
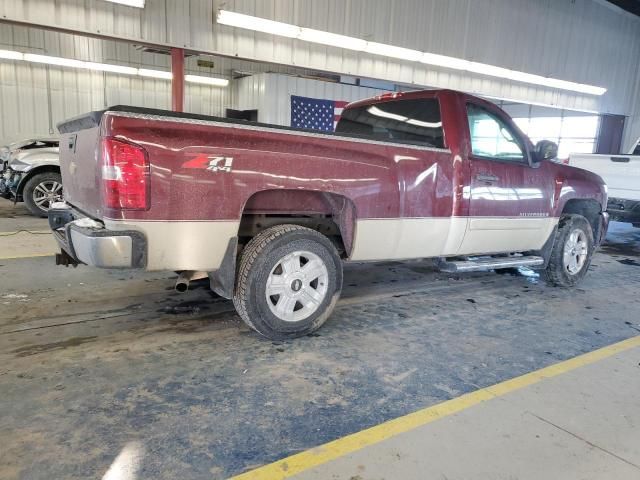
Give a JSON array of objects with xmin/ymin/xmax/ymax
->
[
  {"xmin": 233, "ymin": 224, "xmax": 329, "ymax": 333},
  {"xmin": 543, "ymin": 214, "xmax": 593, "ymax": 287}
]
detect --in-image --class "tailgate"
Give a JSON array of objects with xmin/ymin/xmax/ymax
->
[
  {"xmin": 570, "ymin": 154, "xmax": 640, "ymax": 201},
  {"xmin": 57, "ymin": 112, "xmax": 105, "ymax": 218}
]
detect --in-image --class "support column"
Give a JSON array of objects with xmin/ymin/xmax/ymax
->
[{"xmin": 171, "ymin": 47, "xmax": 185, "ymax": 112}]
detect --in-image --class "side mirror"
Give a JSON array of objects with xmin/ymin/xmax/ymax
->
[{"xmin": 534, "ymin": 140, "xmax": 558, "ymax": 162}]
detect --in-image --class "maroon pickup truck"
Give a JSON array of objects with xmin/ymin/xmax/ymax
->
[{"xmin": 50, "ymin": 89, "xmax": 608, "ymax": 339}]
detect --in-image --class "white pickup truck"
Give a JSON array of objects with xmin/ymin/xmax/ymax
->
[{"xmin": 569, "ymin": 138, "xmax": 640, "ymax": 227}]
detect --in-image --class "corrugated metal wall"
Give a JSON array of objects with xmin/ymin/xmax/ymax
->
[
  {"xmin": 2, "ymin": 0, "xmax": 640, "ymax": 117},
  {"xmin": 234, "ymin": 73, "xmax": 388, "ymax": 125},
  {"xmin": 0, "ymin": 23, "xmax": 226, "ymax": 142},
  {"xmin": 0, "ymin": 23, "xmax": 323, "ymax": 142}
]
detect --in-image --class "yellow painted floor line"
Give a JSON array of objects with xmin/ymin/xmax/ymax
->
[
  {"xmin": 230, "ymin": 335, "xmax": 640, "ymax": 480},
  {"xmin": 0, "ymin": 253, "xmax": 54, "ymax": 260}
]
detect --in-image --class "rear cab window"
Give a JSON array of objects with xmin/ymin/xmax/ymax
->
[{"xmin": 335, "ymin": 98, "xmax": 445, "ymax": 149}]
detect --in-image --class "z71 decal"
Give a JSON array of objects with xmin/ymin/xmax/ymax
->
[{"xmin": 182, "ymin": 154, "xmax": 233, "ymax": 172}]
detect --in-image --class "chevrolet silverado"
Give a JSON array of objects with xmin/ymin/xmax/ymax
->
[{"xmin": 49, "ymin": 89, "xmax": 609, "ymax": 339}]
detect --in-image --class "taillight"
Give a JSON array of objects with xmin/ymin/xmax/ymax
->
[{"xmin": 101, "ymin": 137, "xmax": 149, "ymax": 210}]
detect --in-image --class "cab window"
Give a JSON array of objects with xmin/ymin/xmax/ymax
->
[
  {"xmin": 336, "ymin": 98, "xmax": 445, "ymax": 149},
  {"xmin": 467, "ymin": 104, "xmax": 526, "ymax": 163}
]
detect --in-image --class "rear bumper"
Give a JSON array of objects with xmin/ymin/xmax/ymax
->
[{"xmin": 49, "ymin": 204, "xmax": 146, "ymax": 268}]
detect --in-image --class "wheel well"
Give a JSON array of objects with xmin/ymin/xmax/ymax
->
[
  {"xmin": 17, "ymin": 166, "xmax": 61, "ymax": 195},
  {"xmin": 561, "ymin": 199, "xmax": 602, "ymax": 239},
  {"xmin": 239, "ymin": 190, "xmax": 357, "ymax": 258}
]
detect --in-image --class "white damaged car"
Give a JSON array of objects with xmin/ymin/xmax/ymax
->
[{"xmin": 0, "ymin": 138, "xmax": 61, "ymax": 217}]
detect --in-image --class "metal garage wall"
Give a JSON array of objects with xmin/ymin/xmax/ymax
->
[
  {"xmin": 2, "ymin": 0, "xmax": 640, "ymax": 116},
  {"xmin": 233, "ymin": 73, "xmax": 388, "ymax": 125},
  {"xmin": 0, "ymin": 22, "xmax": 325, "ymax": 143}
]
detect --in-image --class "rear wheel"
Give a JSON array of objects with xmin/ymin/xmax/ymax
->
[
  {"xmin": 543, "ymin": 214, "xmax": 594, "ymax": 287},
  {"xmin": 233, "ymin": 224, "xmax": 343, "ymax": 340},
  {"xmin": 23, "ymin": 172, "xmax": 63, "ymax": 217}
]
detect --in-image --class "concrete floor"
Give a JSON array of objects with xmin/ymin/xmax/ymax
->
[
  {"xmin": 290, "ymin": 342, "xmax": 640, "ymax": 480},
  {"xmin": 1, "ymin": 197, "xmax": 640, "ymax": 479}
]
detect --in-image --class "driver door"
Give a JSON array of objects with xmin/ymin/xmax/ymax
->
[{"xmin": 459, "ymin": 103, "xmax": 555, "ymax": 255}]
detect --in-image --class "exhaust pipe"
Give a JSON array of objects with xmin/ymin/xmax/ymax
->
[
  {"xmin": 175, "ymin": 276, "xmax": 189, "ymax": 293},
  {"xmin": 175, "ymin": 270, "xmax": 208, "ymax": 293}
]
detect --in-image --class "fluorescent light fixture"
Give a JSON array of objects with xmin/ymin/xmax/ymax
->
[
  {"xmin": 421, "ymin": 53, "xmax": 471, "ymax": 71},
  {"xmin": 138, "ymin": 68, "xmax": 172, "ymax": 79},
  {"xmin": 24, "ymin": 53, "xmax": 86, "ymax": 69},
  {"xmin": 185, "ymin": 75, "xmax": 229, "ymax": 87},
  {"xmin": 216, "ymin": 9, "xmax": 607, "ymax": 96},
  {"xmin": 103, "ymin": 0, "xmax": 145, "ymax": 7},
  {"xmin": 85, "ymin": 62, "xmax": 137, "ymax": 75},
  {"xmin": 298, "ymin": 28, "xmax": 367, "ymax": 50},
  {"xmin": 217, "ymin": 10, "xmax": 300, "ymax": 38},
  {"xmin": 0, "ymin": 49, "xmax": 24, "ymax": 60},
  {"xmin": 16, "ymin": 52, "xmax": 140, "ymax": 76},
  {"xmin": 0, "ymin": 49, "xmax": 228, "ymax": 88},
  {"xmin": 365, "ymin": 42, "xmax": 422, "ymax": 62}
]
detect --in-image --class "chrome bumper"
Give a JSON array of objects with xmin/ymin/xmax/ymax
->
[{"xmin": 49, "ymin": 204, "xmax": 146, "ymax": 268}]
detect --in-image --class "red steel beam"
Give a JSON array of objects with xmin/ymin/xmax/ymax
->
[{"xmin": 171, "ymin": 47, "xmax": 185, "ymax": 112}]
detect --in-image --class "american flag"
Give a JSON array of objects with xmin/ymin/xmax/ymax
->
[{"xmin": 291, "ymin": 95, "xmax": 349, "ymax": 132}]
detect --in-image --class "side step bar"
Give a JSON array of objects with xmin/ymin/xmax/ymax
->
[{"xmin": 437, "ymin": 256, "xmax": 544, "ymax": 273}]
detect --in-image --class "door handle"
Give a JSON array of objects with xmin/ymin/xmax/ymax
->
[{"xmin": 476, "ymin": 173, "xmax": 499, "ymax": 182}]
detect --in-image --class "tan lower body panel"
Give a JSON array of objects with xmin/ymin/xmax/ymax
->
[
  {"xmin": 350, "ymin": 217, "xmax": 558, "ymax": 261},
  {"xmin": 104, "ymin": 219, "xmax": 240, "ymax": 271},
  {"xmin": 105, "ymin": 216, "xmax": 558, "ymax": 269},
  {"xmin": 349, "ymin": 217, "xmax": 468, "ymax": 261},
  {"xmin": 458, "ymin": 217, "xmax": 559, "ymax": 256}
]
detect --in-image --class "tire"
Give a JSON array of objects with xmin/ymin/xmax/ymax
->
[
  {"xmin": 23, "ymin": 171, "xmax": 63, "ymax": 217},
  {"xmin": 543, "ymin": 214, "xmax": 594, "ymax": 287},
  {"xmin": 233, "ymin": 224, "xmax": 343, "ymax": 340}
]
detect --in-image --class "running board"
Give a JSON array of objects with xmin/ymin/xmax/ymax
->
[{"xmin": 437, "ymin": 256, "xmax": 544, "ymax": 273}]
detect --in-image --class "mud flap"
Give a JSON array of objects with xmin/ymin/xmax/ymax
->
[
  {"xmin": 208, "ymin": 237, "xmax": 238, "ymax": 299},
  {"xmin": 530, "ymin": 224, "xmax": 559, "ymax": 269}
]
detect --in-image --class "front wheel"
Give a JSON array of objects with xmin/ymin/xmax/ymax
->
[
  {"xmin": 233, "ymin": 224, "xmax": 343, "ymax": 340},
  {"xmin": 543, "ymin": 214, "xmax": 594, "ymax": 287},
  {"xmin": 23, "ymin": 171, "xmax": 63, "ymax": 217}
]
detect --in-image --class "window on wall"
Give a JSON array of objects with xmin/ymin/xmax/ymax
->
[{"xmin": 506, "ymin": 108, "xmax": 600, "ymax": 159}]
